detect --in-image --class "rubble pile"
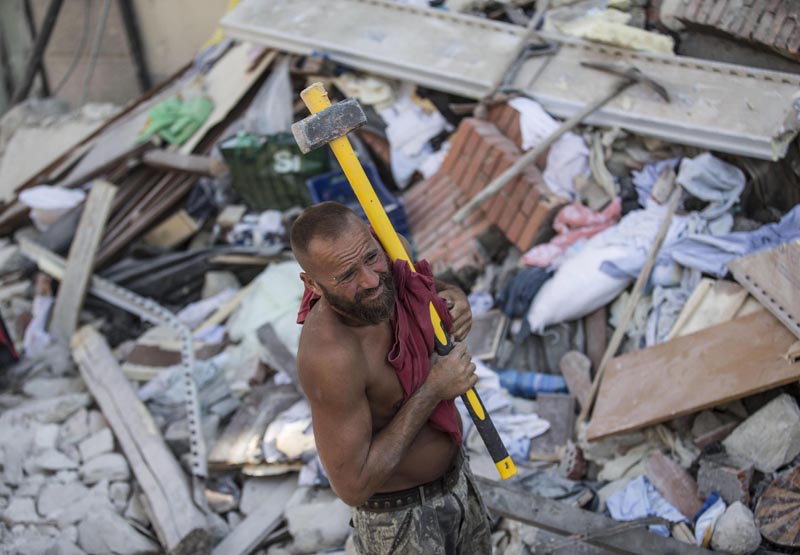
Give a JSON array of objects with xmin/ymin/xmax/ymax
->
[{"xmin": 0, "ymin": 1, "xmax": 798, "ymax": 554}]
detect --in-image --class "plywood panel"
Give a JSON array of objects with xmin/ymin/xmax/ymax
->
[
  {"xmin": 587, "ymin": 310, "xmax": 800, "ymax": 441},
  {"xmin": 729, "ymin": 240, "xmax": 800, "ymax": 340}
]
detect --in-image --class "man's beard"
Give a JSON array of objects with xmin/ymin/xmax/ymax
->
[{"xmin": 321, "ymin": 271, "xmax": 395, "ymax": 325}]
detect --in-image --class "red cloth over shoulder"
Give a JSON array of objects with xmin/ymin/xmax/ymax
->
[{"xmin": 297, "ymin": 258, "xmax": 461, "ymax": 444}]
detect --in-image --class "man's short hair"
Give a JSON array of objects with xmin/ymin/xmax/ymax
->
[{"xmin": 290, "ymin": 201, "xmax": 364, "ymax": 264}]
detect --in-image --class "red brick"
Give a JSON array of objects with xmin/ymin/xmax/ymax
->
[
  {"xmin": 449, "ymin": 155, "xmax": 472, "ymax": 189},
  {"xmin": 645, "ymin": 452, "xmax": 704, "ymax": 521},
  {"xmin": 516, "ymin": 201, "xmax": 552, "ymax": 252},
  {"xmin": 461, "ymin": 123, "xmax": 481, "ymax": 157},
  {"xmin": 683, "ymin": 0, "xmax": 707, "ymax": 21},
  {"xmin": 520, "ymin": 191, "xmax": 539, "ymax": 216},
  {"xmin": 512, "ymin": 176, "xmax": 533, "ymax": 210},
  {"xmin": 753, "ymin": 10, "xmax": 775, "ymax": 42},
  {"xmin": 461, "ymin": 149, "xmax": 490, "ymax": 194},
  {"xmin": 741, "ymin": 0, "xmax": 769, "ymax": 38},
  {"xmin": 703, "ymin": 0, "xmax": 728, "ymax": 25},
  {"xmin": 447, "ymin": 121, "xmax": 472, "ymax": 160},
  {"xmin": 485, "ymin": 193, "xmax": 508, "ymax": 225},
  {"xmin": 495, "ymin": 201, "xmax": 515, "ymax": 235},
  {"xmin": 788, "ymin": 22, "xmax": 800, "ymax": 52},
  {"xmin": 695, "ymin": 0, "xmax": 716, "ymax": 23},
  {"xmin": 507, "ymin": 211, "xmax": 528, "ymax": 246},
  {"xmin": 776, "ymin": 16, "xmax": 798, "ymax": 49}
]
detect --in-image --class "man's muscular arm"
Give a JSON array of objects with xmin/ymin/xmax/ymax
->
[{"xmin": 298, "ymin": 342, "xmax": 476, "ymax": 507}]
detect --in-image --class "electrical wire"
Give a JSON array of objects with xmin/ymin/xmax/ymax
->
[{"xmin": 78, "ymin": 0, "xmax": 111, "ymax": 106}]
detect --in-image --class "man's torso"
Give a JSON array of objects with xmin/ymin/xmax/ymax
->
[{"xmin": 303, "ymin": 298, "xmax": 459, "ymax": 493}]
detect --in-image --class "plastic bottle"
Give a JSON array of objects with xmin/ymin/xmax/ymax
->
[{"xmin": 496, "ymin": 369, "xmax": 567, "ymax": 399}]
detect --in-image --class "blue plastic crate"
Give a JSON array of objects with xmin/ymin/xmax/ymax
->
[{"xmin": 306, "ymin": 162, "xmax": 410, "ymax": 238}]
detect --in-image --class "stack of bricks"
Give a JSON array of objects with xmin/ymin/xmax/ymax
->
[
  {"xmin": 402, "ymin": 103, "xmax": 565, "ymax": 275},
  {"xmin": 662, "ymin": 0, "xmax": 800, "ymax": 60}
]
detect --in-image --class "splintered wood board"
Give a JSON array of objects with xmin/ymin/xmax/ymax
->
[
  {"xmin": 667, "ymin": 278, "xmax": 748, "ymax": 340},
  {"xmin": 729, "ymin": 241, "xmax": 800, "ymax": 340},
  {"xmin": 587, "ymin": 309, "xmax": 800, "ymax": 441}
]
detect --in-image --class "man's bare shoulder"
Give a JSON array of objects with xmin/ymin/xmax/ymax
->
[{"xmin": 297, "ymin": 300, "xmax": 364, "ymax": 402}]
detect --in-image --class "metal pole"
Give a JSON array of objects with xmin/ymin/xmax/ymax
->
[
  {"xmin": 11, "ymin": 0, "xmax": 63, "ymax": 104},
  {"xmin": 117, "ymin": 0, "xmax": 152, "ymax": 92},
  {"xmin": 22, "ymin": 0, "xmax": 52, "ymax": 96}
]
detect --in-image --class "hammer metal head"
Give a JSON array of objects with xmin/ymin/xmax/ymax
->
[
  {"xmin": 291, "ymin": 97, "xmax": 367, "ymax": 153},
  {"xmin": 581, "ymin": 61, "xmax": 670, "ymax": 102}
]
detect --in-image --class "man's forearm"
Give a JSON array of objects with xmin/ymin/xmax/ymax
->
[{"xmin": 352, "ymin": 384, "xmax": 441, "ymax": 502}]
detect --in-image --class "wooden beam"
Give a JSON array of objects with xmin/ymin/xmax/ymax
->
[
  {"xmin": 587, "ymin": 309, "xmax": 800, "ymax": 440},
  {"xmin": 71, "ymin": 326, "xmax": 211, "ymax": 554},
  {"xmin": 475, "ymin": 476, "xmax": 713, "ymax": 555},
  {"xmin": 49, "ymin": 180, "xmax": 116, "ymax": 343},
  {"xmin": 208, "ymin": 382, "xmax": 300, "ymax": 471},
  {"xmin": 142, "ymin": 149, "xmax": 227, "ymax": 176}
]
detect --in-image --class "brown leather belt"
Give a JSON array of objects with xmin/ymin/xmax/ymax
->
[{"xmin": 360, "ymin": 450, "xmax": 464, "ymax": 513}]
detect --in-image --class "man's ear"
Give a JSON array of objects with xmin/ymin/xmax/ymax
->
[{"xmin": 300, "ymin": 272, "xmax": 323, "ymax": 296}]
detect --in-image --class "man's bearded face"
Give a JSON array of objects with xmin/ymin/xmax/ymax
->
[{"xmin": 320, "ymin": 268, "xmax": 395, "ymax": 325}]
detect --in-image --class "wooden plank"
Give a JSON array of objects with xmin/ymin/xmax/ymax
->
[
  {"xmin": 464, "ymin": 309, "xmax": 507, "ymax": 361},
  {"xmin": 667, "ymin": 278, "xmax": 748, "ymax": 340},
  {"xmin": 587, "ymin": 310, "xmax": 800, "ymax": 441},
  {"xmin": 142, "ymin": 150, "xmax": 227, "ymax": 176},
  {"xmin": 729, "ymin": 240, "xmax": 800, "ymax": 340},
  {"xmin": 584, "ymin": 306, "xmax": 607, "ymax": 376},
  {"xmin": 70, "ymin": 326, "xmax": 211, "ymax": 555},
  {"xmin": 475, "ymin": 476, "xmax": 714, "ymax": 555},
  {"xmin": 143, "ymin": 210, "xmax": 200, "ymax": 249},
  {"xmin": 48, "ymin": 180, "xmax": 117, "ymax": 343},
  {"xmin": 180, "ymin": 46, "xmax": 277, "ymax": 154},
  {"xmin": 211, "ymin": 474, "xmax": 296, "ymax": 555},
  {"xmin": 208, "ymin": 382, "xmax": 300, "ymax": 470}
]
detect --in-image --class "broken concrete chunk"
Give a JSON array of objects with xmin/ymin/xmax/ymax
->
[
  {"xmin": 109, "ymin": 482, "xmax": 130, "ymax": 512},
  {"xmin": 237, "ymin": 476, "xmax": 283, "ymax": 516},
  {"xmin": 79, "ymin": 453, "xmax": 130, "ymax": 484},
  {"xmin": 722, "ymin": 393, "xmax": 800, "ymax": 473},
  {"xmin": 58, "ymin": 408, "xmax": 89, "ymax": 448},
  {"xmin": 2, "ymin": 497, "xmax": 41, "ymax": 525},
  {"xmin": 78, "ymin": 428, "xmax": 113, "ymax": 463},
  {"xmin": 22, "ymin": 377, "xmax": 86, "ymax": 399},
  {"xmin": 33, "ymin": 424, "xmax": 60, "ymax": 452},
  {"xmin": 697, "ymin": 454, "xmax": 753, "ymax": 505},
  {"xmin": 710, "ymin": 501, "xmax": 761, "ymax": 555},
  {"xmin": 31, "ymin": 449, "xmax": 79, "ymax": 472},
  {"xmin": 0, "ymin": 394, "xmax": 90, "ymax": 427},
  {"xmin": 51, "ymin": 480, "xmax": 113, "ymax": 527},
  {"xmin": 78, "ymin": 508, "xmax": 159, "ymax": 555},
  {"xmin": 691, "ymin": 410, "xmax": 723, "ymax": 439},
  {"xmin": 16, "ymin": 474, "xmax": 46, "ymax": 497},
  {"xmin": 3, "ymin": 441, "xmax": 29, "ymax": 486},
  {"xmin": 285, "ymin": 488, "xmax": 351, "ymax": 554},
  {"xmin": 37, "ymin": 482, "xmax": 90, "ymax": 518},
  {"xmin": 86, "ymin": 411, "xmax": 107, "ymax": 436}
]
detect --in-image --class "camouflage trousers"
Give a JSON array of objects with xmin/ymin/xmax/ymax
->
[{"xmin": 351, "ymin": 453, "xmax": 492, "ymax": 555}]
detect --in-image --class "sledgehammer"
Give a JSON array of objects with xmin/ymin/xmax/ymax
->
[{"xmin": 293, "ymin": 83, "xmax": 517, "ymax": 480}]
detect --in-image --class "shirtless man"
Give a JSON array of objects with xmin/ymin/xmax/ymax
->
[{"xmin": 291, "ymin": 202, "xmax": 492, "ymax": 554}]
